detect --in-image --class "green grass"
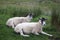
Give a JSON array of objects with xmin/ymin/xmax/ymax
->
[
  {"xmin": 0, "ymin": 0, "xmax": 60, "ymax": 40},
  {"xmin": 0, "ymin": 15, "xmax": 59, "ymax": 40}
]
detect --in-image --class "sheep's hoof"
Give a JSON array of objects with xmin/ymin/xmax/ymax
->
[
  {"xmin": 50, "ymin": 35, "xmax": 53, "ymax": 37},
  {"xmin": 48, "ymin": 34, "xmax": 53, "ymax": 37}
]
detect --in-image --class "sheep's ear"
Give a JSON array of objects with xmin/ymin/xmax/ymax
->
[
  {"xmin": 28, "ymin": 13, "xmax": 34, "ymax": 17},
  {"xmin": 39, "ymin": 17, "xmax": 47, "ymax": 20},
  {"xmin": 43, "ymin": 18, "xmax": 47, "ymax": 20},
  {"xmin": 42, "ymin": 17, "xmax": 47, "ymax": 20}
]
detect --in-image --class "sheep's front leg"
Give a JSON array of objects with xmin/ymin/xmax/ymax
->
[
  {"xmin": 41, "ymin": 31, "xmax": 53, "ymax": 36},
  {"xmin": 20, "ymin": 29, "xmax": 29, "ymax": 37}
]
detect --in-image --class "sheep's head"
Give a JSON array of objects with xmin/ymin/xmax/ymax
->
[
  {"xmin": 39, "ymin": 17, "xmax": 47, "ymax": 26},
  {"xmin": 27, "ymin": 13, "xmax": 33, "ymax": 20},
  {"xmin": 29, "ymin": 13, "xmax": 33, "ymax": 17}
]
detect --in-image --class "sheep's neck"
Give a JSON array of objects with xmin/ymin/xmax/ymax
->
[
  {"xmin": 37, "ymin": 22, "xmax": 43, "ymax": 30},
  {"xmin": 33, "ymin": 22, "xmax": 42, "ymax": 33}
]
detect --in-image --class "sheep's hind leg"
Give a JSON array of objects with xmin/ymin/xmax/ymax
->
[
  {"xmin": 32, "ymin": 29, "xmax": 39, "ymax": 35},
  {"xmin": 20, "ymin": 29, "xmax": 29, "ymax": 37},
  {"xmin": 32, "ymin": 32, "xmax": 39, "ymax": 35},
  {"xmin": 34, "ymin": 32, "xmax": 39, "ymax": 35},
  {"xmin": 12, "ymin": 24, "xmax": 15, "ymax": 28},
  {"xmin": 11, "ymin": 22, "xmax": 15, "ymax": 28}
]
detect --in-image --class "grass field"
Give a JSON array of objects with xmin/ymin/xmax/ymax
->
[
  {"xmin": 0, "ymin": 15, "xmax": 59, "ymax": 40},
  {"xmin": 0, "ymin": 0, "xmax": 60, "ymax": 40}
]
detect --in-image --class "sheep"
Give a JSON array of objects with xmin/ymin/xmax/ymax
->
[
  {"xmin": 14, "ymin": 18, "xmax": 53, "ymax": 37},
  {"xmin": 6, "ymin": 13, "xmax": 33, "ymax": 28}
]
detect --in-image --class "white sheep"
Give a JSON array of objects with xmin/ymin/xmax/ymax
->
[
  {"xmin": 6, "ymin": 13, "xmax": 33, "ymax": 28},
  {"xmin": 14, "ymin": 18, "xmax": 53, "ymax": 37}
]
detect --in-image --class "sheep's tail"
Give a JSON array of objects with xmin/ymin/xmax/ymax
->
[
  {"xmin": 6, "ymin": 20, "xmax": 11, "ymax": 26},
  {"xmin": 6, "ymin": 19, "xmax": 15, "ymax": 29}
]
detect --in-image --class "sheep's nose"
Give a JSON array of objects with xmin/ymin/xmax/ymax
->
[
  {"xmin": 43, "ymin": 24, "xmax": 46, "ymax": 26},
  {"xmin": 43, "ymin": 21, "xmax": 46, "ymax": 26}
]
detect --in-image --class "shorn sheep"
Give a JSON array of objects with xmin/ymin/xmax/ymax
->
[
  {"xmin": 6, "ymin": 13, "xmax": 33, "ymax": 28},
  {"xmin": 14, "ymin": 18, "xmax": 53, "ymax": 37}
]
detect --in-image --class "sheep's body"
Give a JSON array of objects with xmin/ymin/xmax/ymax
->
[
  {"xmin": 14, "ymin": 22, "xmax": 42, "ymax": 34},
  {"xmin": 14, "ymin": 19, "xmax": 53, "ymax": 37},
  {"xmin": 6, "ymin": 15, "xmax": 32, "ymax": 28}
]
